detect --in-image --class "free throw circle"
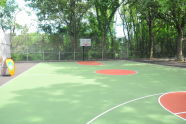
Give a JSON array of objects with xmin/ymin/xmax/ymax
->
[{"xmin": 96, "ymin": 69, "xmax": 136, "ymax": 75}]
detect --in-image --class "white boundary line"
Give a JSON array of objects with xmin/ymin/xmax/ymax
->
[
  {"xmin": 175, "ymin": 112, "xmax": 186, "ymax": 115},
  {"xmin": 86, "ymin": 92, "xmax": 164, "ymax": 124},
  {"xmin": 158, "ymin": 91, "xmax": 186, "ymax": 121},
  {"xmin": 0, "ymin": 63, "xmax": 40, "ymax": 88}
]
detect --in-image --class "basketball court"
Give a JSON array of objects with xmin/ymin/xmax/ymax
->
[
  {"xmin": 0, "ymin": 60, "xmax": 186, "ymax": 124},
  {"xmin": 0, "ymin": 1, "xmax": 185, "ymax": 123}
]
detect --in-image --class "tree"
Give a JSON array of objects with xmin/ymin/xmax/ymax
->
[
  {"xmin": 0, "ymin": 0, "xmax": 19, "ymax": 34},
  {"xmin": 26, "ymin": 0, "xmax": 91, "ymax": 55},
  {"xmin": 118, "ymin": 0, "xmax": 185, "ymax": 60},
  {"xmin": 93, "ymin": 0, "xmax": 121, "ymax": 56},
  {"xmin": 141, "ymin": 0, "xmax": 159, "ymax": 59},
  {"xmin": 119, "ymin": 0, "xmax": 159, "ymax": 58},
  {"xmin": 130, "ymin": 0, "xmax": 159, "ymax": 58},
  {"xmin": 0, "ymin": 0, "xmax": 6, "ymax": 7},
  {"xmin": 158, "ymin": 0, "xmax": 186, "ymax": 61}
]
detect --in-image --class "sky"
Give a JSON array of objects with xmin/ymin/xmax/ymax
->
[
  {"xmin": 15, "ymin": 0, "xmax": 124, "ymax": 37},
  {"xmin": 15, "ymin": 0, "xmax": 38, "ymax": 33},
  {"xmin": 115, "ymin": 11, "xmax": 125, "ymax": 38}
]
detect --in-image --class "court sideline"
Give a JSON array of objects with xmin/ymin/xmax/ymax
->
[{"xmin": 0, "ymin": 63, "xmax": 37, "ymax": 86}]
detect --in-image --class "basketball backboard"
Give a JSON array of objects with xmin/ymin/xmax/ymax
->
[{"xmin": 80, "ymin": 39, "xmax": 91, "ymax": 46}]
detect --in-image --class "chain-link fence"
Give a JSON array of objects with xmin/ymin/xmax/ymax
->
[
  {"xmin": 11, "ymin": 50, "xmax": 129, "ymax": 62},
  {"xmin": 11, "ymin": 34, "xmax": 183, "ymax": 62},
  {"xmin": 10, "ymin": 34, "xmax": 130, "ymax": 61}
]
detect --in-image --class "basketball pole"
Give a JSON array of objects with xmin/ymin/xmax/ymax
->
[
  {"xmin": 83, "ymin": 46, "xmax": 85, "ymax": 61},
  {"xmin": 80, "ymin": 38, "xmax": 91, "ymax": 61}
]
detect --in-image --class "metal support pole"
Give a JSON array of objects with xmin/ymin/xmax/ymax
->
[
  {"xmin": 58, "ymin": 51, "xmax": 61, "ymax": 61},
  {"xmin": 127, "ymin": 41, "xmax": 129, "ymax": 58},
  {"xmin": 26, "ymin": 49, "xmax": 28, "ymax": 61},
  {"xmin": 43, "ymin": 51, "xmax": 45, "ymax": 61},
  {"xmin": 102, "ymin": 51, "xmax": 104, "ymax": 60},
  {"xmin": 114, "ymin": 52, "xmax": 116, "ymax": 60},
  {"xmin": 83, "ymin": 46, "xmax": 85, "ymax": 61},
  {"xmin": 74, "ymin": 51, "xmax": 75, "ymax": 60}
]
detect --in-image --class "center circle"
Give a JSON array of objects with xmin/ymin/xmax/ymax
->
[{"xmin": 96, "ymin": 69, "xmax": 136, "ymax": 75}]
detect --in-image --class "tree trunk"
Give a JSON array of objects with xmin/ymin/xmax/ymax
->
[
  {"xmin": 148, "ymin": 19, "xmax": 154, "ymax": 59},
  {"xmin": 101, "ymin": 31, "xmax": 106, "ymax": 60},
  {"xmin": 149, "ymin": 30, "xmax": 154, "ymax": 59},
  {"xmin": 108, "ymin": 26, "xmax": 115, "ymax": 59},
  {"xmin": 176, "ymin": 27, "xmax": 184, "ymax": 61}
]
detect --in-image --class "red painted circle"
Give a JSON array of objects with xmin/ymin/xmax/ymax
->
[
  {"xmin": 177, "ymin": 113, "xmax": 186, "ymax": 119},
  {"xmin": 159, "ymin": 92, "xmax": 186, "ymax": 113},
  {"xmin": 77, "ymin": 61, "xmax": 103, "ymax": 65},
  {"xmin": 96, "ymin": 69, "xmax": 136, "ymax": 75},
  {"xmin": 159, "ymin": 92, "xmax": 186, "ymax": 120}
]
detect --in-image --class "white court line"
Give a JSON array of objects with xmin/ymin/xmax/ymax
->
[
  {"xmin": 158, "ymin": 91, "xmax": 186, "ymax": 121},
  {"xmin": 86, "ymin": 92, "xmax": 164, "ymax": 124},
  {"xmin": 0, "ymin": 63, "xmax": 40, "ymax": 88},
  {"xmin": 175, "ymin": 112, "xmax": 186, "ymax": 115}
]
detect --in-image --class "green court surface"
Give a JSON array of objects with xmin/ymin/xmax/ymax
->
[{"xmin": 0, "ymin": 60, "xmax": 186, "ymax": 124}]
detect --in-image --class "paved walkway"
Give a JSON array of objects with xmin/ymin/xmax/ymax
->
[{"xmin": 128, "ymin": 58, "xmax": 186, "ymax": 68}]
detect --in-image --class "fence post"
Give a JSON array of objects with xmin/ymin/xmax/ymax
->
[
  {"xmin": 58, "ymin": 51, "xmax": 60, "ymax": 61},
  {"xmin": 43, "ymin": 51, "xmax": 45, "ymax": 61},
  {"xmin": 127, "ymin": 41, "xmax": 129, "ymax": 58},
  {"xmin": 74, "ymin": 51, "xmax": 75, "ymax": 60},
  {"xmin": 114, "ymin": 52, "xmax": 116, "ymax": 60},
  {"xmin": 26, "ymin": 49, "xmax": 28, "ymax": 61},
  {"xmin": 102, "ymin": 51, "xmax": 103, "ymax": 60}
]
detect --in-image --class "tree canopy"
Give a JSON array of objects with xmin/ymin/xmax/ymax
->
[
  {"xmin": 0, "ymin": 0, "xmax": 6, "ymax": 7},
  {"xmin": 0, "ymin": 0, "xmax": 19, "ymax": 34},
  {"xmin": 8, "ymin": 0, "xmax": 186, "ymax": 61}
]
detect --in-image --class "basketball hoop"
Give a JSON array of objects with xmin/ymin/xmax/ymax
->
[
  {"xmin": 80, "ymin": 39, "xmax": 91, "ymax": 61},
  {"xmin": 80, "ymin": 39, "xmax": 91, "ymax": 47}
]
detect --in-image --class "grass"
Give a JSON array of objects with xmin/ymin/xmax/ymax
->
[{"xmin": 0, "ymin": 60, "xmax": 186, "ymax": 124}]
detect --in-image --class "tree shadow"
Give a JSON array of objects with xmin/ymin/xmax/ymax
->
[{"xmin": 0, "ymin": 82, "xmax": 117, "ymax": 124}]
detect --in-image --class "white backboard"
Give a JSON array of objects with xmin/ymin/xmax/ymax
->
[{"xmin": 80, "ymin": 39, "xmax": 91, "ymax": 46}]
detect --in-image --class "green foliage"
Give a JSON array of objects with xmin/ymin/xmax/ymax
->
[
  {"xmin": 25, "ymin": 0, "xmax": 92, "ymax": 54},
  {"xmin": 0, "ymin": 0, "xmax": 19, "ymax": 33},
  {"xmin": 0, "ymin": 0, "xmax": 6, "ymax": 7},
  {"xmin": 93, "ymin": 0, "xmax": 120, "ymax": 53},
  {"xmin": 157, "ymin": 0, "xmax": 186, "ymax": 60},
  {"xmin": 10, "ymin": 0, "xmax": 186, "ymax": 61},
  {"xmin": 118, "ymin": 0, "xmax": 186, "ymax": 59}
]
